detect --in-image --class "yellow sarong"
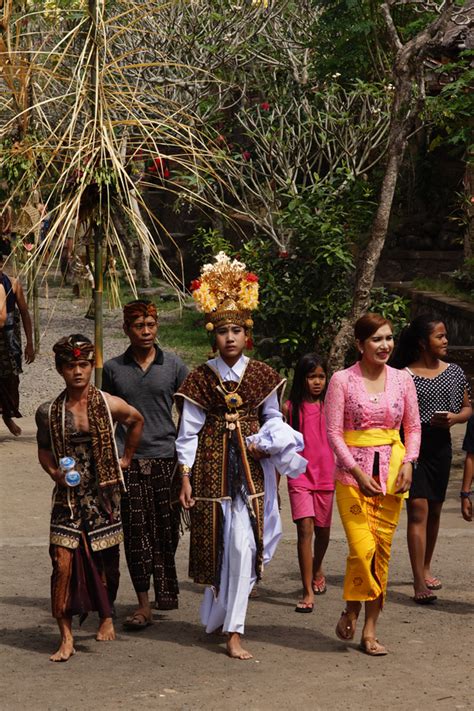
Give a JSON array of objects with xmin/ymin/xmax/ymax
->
[
  {"xmin": 336, "ymin": 482, "xmax": 403, "ymax": 602},
  {"xmin": 343, "ymin": 428, "xmax": 408, "ymax": 499}
]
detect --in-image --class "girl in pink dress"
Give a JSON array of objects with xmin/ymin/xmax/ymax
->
[{"xmin": 283, "ymin": 354, "xmax": 335, "ymax": 613}]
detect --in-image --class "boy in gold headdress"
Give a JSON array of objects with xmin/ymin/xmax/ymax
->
[{"xmin": 176, "ymin": 253, "xmax": 305, "ymax": 660}]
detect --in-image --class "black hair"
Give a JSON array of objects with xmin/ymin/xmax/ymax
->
[
  {"xmin": 0, "ymin": 237, "xmax": 11, "ymax": 260},
  {"xmin": 288, "ymin": 353, "xmax": 327, "ymax": 432},
  {"xmin": 390, "ymin": 314, "xmax": 445, "ymax": 369}
]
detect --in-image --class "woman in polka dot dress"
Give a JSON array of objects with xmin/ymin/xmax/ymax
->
[{"xmin": 391, "ymin": 315, "xmax": 472, "ymax": 604}]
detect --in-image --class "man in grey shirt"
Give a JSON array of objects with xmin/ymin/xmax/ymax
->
[{"xmin": 102, "ymin": 300, "xmax": 188, "ymax": 629}]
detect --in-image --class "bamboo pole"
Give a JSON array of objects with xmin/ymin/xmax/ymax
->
[
  {"xmin": 89, "ymin": 0, "xmax": 104, "ymax": 386},
  {"xmin": 94, "ymin": 223, "xmax": 103, "ymax": 387}
]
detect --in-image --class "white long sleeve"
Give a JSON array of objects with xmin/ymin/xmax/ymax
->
[{"xmin": 175, "ymin": 400, "xmax": 206, "ymax": 467}]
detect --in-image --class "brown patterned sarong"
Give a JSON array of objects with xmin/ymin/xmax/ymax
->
[
  {"xmin": 175, "ymin": 359, "xmax": 284, "ymax": 587},
  {"xmin": 121, "ymin": 458, "xmax": 180, "ymax": 608},
  {"xmin": 50, "ymin": 534, "xmax": 119, "ymax": 620}
]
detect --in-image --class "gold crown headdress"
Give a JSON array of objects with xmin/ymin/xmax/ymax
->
[{"xmin": 190, "ymin": 251, "xmax": 259, "ymax": 333}]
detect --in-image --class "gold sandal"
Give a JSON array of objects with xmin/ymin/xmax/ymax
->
[{"xmin": 359, "ymin": 637, "xmax": 387, "ymax": 656}]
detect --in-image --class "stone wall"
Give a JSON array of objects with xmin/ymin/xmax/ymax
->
[{"xmin": 376, "ymin": 249, "xmax": 464, "ymax": 282}]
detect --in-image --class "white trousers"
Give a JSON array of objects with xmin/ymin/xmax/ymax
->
[
  {"xmin": 200, "ymin": 464, "xmax": 282, "ymax": 635},
  {"xmin": 200, "ymin": 497, "xmax": 257, "ymax": 635}
]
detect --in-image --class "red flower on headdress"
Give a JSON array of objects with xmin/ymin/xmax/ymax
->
[
  {"xmin": 279, "ymin": 250, "xmax": 289, "ymax": 259},
  {"xmin": 73, "ymin": 347, "xmax": 82, "ymax": 358},
  {"xmin": 245, "ymin": 273, "xmax": 258, "ymax": 283},
  {"xmin": 190, "ymin": 279, "xmax": 201, "ymax": 291},
  {"xmin": 260, "ymin": 102, "xmax": 270, "ymax": 111}
]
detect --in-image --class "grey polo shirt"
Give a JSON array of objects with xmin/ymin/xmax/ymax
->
[{"xmin": 102, "ymin": 345, "xmax": 188, "ymax": 459}]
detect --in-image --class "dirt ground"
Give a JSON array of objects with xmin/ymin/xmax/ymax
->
[{"xmin": 0, "ymin": 418, "xmax": 472, "ymax": 711}]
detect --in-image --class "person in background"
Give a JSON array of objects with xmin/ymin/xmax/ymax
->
[
  {"xmin": 325, "ymin": 313, "xmax": 420, "ymax": 656},
  {"xmin": 0, "ymin": 240, "xmax": 35, "ymax": 436},
  {"xmin": 391, "ymin": 315, "xmax": 471, "ymax": 602},
  {"xmin": 283, "ymin": 353, "xmax": 335, "ymax": 613},
  {"xmin": 460, "ymin": 415, "xmax": 473, "ymax": 522},
  {"xmin": 102, "ymin": 300, "xmax": 188, "ymax": 629}
]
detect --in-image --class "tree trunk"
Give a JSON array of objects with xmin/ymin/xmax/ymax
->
[
  {"xmin": 131, "ymin": 191, "xmax": 151, "ymax": 288},
  {"xmin": 463, "ymin": 159, "xmax": 473, "ymax": 260},
  {"xmin": 329, "ymin": 123, "xmax": 408, "ymax": 372}
]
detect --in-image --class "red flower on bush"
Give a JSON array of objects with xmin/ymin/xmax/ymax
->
[
  {"xmin": 246, "ymin": 273, "xmax": 258, "ymax": 283},
  {"xmin": 149, "ymin": 156, "xmax": 170, "ymax": 178},
  {"xmin": 190, "ymin": 279, "xmax": 201, "ymax": 291},
  {"xmin": 260, "ymin": 102, "xmax": 270, "ymax": 111},
  {"xmin": 242, "ymin": 151, "xmax": 251, "ymax": 161}
]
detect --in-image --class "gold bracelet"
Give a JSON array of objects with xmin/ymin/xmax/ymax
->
[{"xmin": 179, "ymin": 464, "xmax": 192, "ymax": 477}]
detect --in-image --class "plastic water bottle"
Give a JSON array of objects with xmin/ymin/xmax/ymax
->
[{"xmin": 59, "ymin": 456, "xmax": 81, "ymax": 487}]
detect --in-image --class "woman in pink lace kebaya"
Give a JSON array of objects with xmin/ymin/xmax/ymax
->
[{"xmin": 325, "ymin": 314, "xmax": 421, "ymax": 656}]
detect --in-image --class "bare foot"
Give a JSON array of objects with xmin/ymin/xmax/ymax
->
[
  {"xmin": 3, "ymin": 417, "xmax": 21, "ymax": 437},
  {"xmin": 226, "ymin": 632, "xmax": 253, "ymax": 660},
  {"xmin": 50, "ymin": 638, "xmax": 75, "ymax": 662},
  {"xmin": 96, "ymin": 617, "xmax": 116, "ymax": 641}
]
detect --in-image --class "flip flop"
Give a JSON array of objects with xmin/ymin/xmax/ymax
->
[
  {"xmin": 425, "ymin": 577, "xmax": 442, "ymax": 590},
  {"xmin": 312, "ymin": 576, "xmax": 327, "ymax": 595},
  {"xmin": 294, "ymin": 601, "xmax": 314, "ymax": 613},
  {"xmin": 123, "ymin": 612, "xmax": 153, "ymax": 630},
  {"xmin": 359, "ymin": 637, "xmax": 388, "ymax": 656},
  {"xmin": 413, "ymin": 592, "xmax": 437, "ymax": 605}
]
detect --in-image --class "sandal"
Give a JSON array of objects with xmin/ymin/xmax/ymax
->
[
  {"xmin": 335, "ymin": 609, "xmax": 359, "ymax": 641},
  {"xmin": 123, "ymin": 612, "xmax": 153, "ymax": 630},
  {"xmin": 294, "ymin": 601, "xmax": 314, "ymax": 614},
  {"xmin": 312, "ymin": 576, "xmax": 327, "ymax": 595},
  {"xmin": 424, "ymin": 576, "xmax": 442, "ymax": 591},
  {"xmin": 359, "ymin": 637, "xmax": 387, "ymax": 656}
]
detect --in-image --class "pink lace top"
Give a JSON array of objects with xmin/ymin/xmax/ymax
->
[{"xmin": 325, "ymin": 363, "xmax": 421, "ymax": 493}]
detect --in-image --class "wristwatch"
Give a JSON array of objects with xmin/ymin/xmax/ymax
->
[{"xmin": 460, "ymin": 491, "xmax": 472, "ymax": 499}]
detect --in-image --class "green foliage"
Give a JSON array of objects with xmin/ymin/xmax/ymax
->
[
  {"xmin": 313, "ymin": 0, "xmax": 388, "ymax": 81},
  {"xmin": 188, "ymin": 176, "xmax": 410, "ymax": 371},
  {"xmin": 425, "ymin": 51, "xmax": 474, "ymax": 150},
  {"xmin": 369, "ymin": 287, "xmax": 410, "ymax": 335},
  {"xmin": 189, "ymin": 227, "xmax": 233, "ymax": 263}
]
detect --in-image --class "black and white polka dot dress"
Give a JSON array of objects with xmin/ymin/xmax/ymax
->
[{"xmin": 406, "ymin": 364, "xmax": 470, "ymax": 501}]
